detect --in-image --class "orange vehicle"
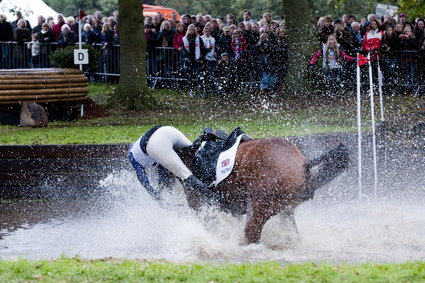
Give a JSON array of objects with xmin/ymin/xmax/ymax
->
[{"xmin": 142, "ymin": 4, "xmax": 181, "ymax": 21}]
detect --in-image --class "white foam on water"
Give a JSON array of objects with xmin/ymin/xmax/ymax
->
[{"xmin": 1, "ymin": 170, "xmax": 425, "ymax": 264}]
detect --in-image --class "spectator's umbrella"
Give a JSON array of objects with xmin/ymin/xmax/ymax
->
[{"xmin": 0, "ymin": 0, "xmax": 58, "ymax": 28}]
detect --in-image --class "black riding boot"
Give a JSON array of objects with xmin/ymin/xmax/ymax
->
[{"xmin": 182, "ymin": 175, "xmax": 221, "ymax": 211}]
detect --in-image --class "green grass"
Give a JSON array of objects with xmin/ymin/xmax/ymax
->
[
  {"xmin": 2, "ymin": 84, "xmax": 423, "ymax": 145},
  {"xmin": 0, "ymin": 258, "xmax": 424, "ymax": 282}
]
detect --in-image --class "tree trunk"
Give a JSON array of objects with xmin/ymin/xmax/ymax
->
[
  {"xmin": 115, "ymin": 0, "xmax": 155, "ymax": 110},
  {"xmin": 283, "ymin": 0, "xmax": 317, "ymax": 96}
]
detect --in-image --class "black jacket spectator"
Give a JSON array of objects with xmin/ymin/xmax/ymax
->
[
  {"xmin": 0, "ymin": 17, "xmax": 13, "ymax": 41},
  {"xmin": 156, "ymin": 29, "xmax": 174, "ymax": 47},
  {"xmin": 414, "ymin": 19, "xmax": 425, "ymax": 47},
  {"xmin": 399, "ymin": 34, "xmax": 419, "ymax": 51},
  {"xmin": 58, "ymin": 25, "xmax": 77, "ymax": 47},
  {"xmin": 113, "ymin": 27, "xmax": 120, "ymax": 45},
  {"xmin": 382, "ymin": 29, "xmax": 400, "ymax": 54},
  {"xmin": 82, "ymin": 29, "xmax": 97, "ymax": 45},
  {"xmin": 243, "ymin": 30, "xmax": 258, "ymax": 50},
  {"xmin": 13, "ymin": 21, "xmax": 31, "ymax": 65},
  {"xmin": 217, "ymin": 29, "xmax": 233, "ymax": 57},
  {"xmin": 145, "ymin": 25, "xmax": 157, "ymax": 58},
  {"xmin": 32, "ymin": 24, "xmax": 42, "ymax": 35},
  {"xmin": 101, "ymin": 29, "xmax": 114, "ymax": 46},
  {"xmin": 91, "ymin": 20, "xmax": 102, "ymax": 43},
  {"xmin": 318, "ymin": 25, "xmax": 334, "ymax": 44},
  {"xmin": 32, "ymin": 18, "xmax": 45, "ymax": 36},
  {"xmin": 254, "ymin": 36, "xmax": 280, "ymax": 73},
  {"xmin": 13, "ymin": 26, "xmax": 31, "ymax": 43},
  {"xmin": 37, "ymin": 28, "xmax": 53, "ymax": 44},
  {"xmin": 11, "ymin": 13, "xmax": 31, "ymax": 33},
  {"xmin": 211, "ymin": 26, "xmax": 222, "ymax": 43}
]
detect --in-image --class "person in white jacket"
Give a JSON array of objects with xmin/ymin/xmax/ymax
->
[
  {"xmin": 201, "ymin": 26, "xmax": 217, "ymax": 93},
  {"xmin": 128, "ymin": 125, "xmax": 220, "ymax": 209},
  {"xmin": 27, "ymin": 33, "xmax": 40, "ymax": 68}
]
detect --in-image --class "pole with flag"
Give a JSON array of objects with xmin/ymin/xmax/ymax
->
[{"xmin": 356, "ymin": 53, "xmax": 368, "ymax": 199}]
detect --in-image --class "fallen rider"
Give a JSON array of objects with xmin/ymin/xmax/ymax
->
[
  {"xmin": 128, "ymin": 125, "xmax": 249, "ymax": 210},
  {"xmin": 128, "ymin": 125, "xmax": 222, "ymax": 209}
]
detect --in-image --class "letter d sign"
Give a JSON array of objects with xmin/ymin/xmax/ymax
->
[{"xmin": 74, "ymin": 49, "xmax": 89, "ymax": 65}]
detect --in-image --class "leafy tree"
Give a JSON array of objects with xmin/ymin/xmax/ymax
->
[
  {"xmin": 398, "ymin": 0, "xmax": 425, "ymax": 19},
  {"xmin": 114, "ymin": 0, "xmax": 155, "ymax": 110},
  {"xmin": 43, "ymin": 0, "xmax": 118, "ymax": 17},
  {"xmin": 309, "ymin": 0, "xmax": 375, "ymax": 20},
  {"xmin": 158, "ymin": 0, "xmax": 284, "ymax": 19}
]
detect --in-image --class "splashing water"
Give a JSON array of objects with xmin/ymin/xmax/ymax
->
[{"xmin": 1, "ymin": 168, "xmax": 424, "ymax": 264}]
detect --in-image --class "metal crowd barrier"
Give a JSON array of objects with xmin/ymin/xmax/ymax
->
[{"xmin": 1, "ymin": 42, "xmax": 424, "ymax": 94}]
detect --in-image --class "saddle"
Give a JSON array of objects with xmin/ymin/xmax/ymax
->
[{"xmin": 192, "ymin": 127, "xmax": 247, "ymax": 187}]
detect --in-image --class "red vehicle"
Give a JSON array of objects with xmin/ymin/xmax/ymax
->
[{"xmin": 142, "ymin": 4, "xmax": 181, "ymax": 21}]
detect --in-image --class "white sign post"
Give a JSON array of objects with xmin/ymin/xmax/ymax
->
[
  {"xmin": 73, "ymin": 13, "xmax": 87, "ymax": 70},
  {"xmin": 73, "ymin": 49, "xmax": 89, "ymax": 65},
  {"xmin": 74, "ymin": 10, "xmax": 87, "ymax": 118}
]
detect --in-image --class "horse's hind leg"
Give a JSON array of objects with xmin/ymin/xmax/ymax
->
[{"xmin": 244, "ymin": 200, "xmax": 275, "ymax": 244}]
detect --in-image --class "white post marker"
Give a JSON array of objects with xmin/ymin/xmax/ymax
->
[
  {"xmin": 356, "ymin": 53, "xmax": 369, "ymax": 200},
  {"xmin": 78, "ymin": 14, "xmax": 82, "ymax": 71},
  {"xmin": 367, "ymin": 52, "xmax": 379, "ymax": 199},
  {"xmin": 377, "ymin": 58, "xmax": 387, "ymax": 193},
  {"xmin": 356, "ymin": 54, "xmax": 362, "ymax": 200},
  {"xmin": 75, "ymin": 10, "xmax": 87, "ymax": 118},
  {"xmin": 74, "ymin": 10, "xmax": 88, "ymax": 70},
  {"xmin": 377, "ymin": 59, "xmax": 385, "ymax": 122}
]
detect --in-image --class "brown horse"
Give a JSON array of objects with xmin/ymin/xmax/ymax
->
[{"xmin": 181, "ymin": 135, "xmax": 349, "ymax": 244}]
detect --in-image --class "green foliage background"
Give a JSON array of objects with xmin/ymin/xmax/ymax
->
[
  {"xmin": 49, "ymin": 45, "xmax": 100, "ymax": 70},
  {"xmin": 43, "ymin": 0, "xmax": 424, "ymax": 21}
]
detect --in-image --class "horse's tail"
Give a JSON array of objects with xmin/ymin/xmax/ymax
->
[{"xmin": 301, "ymin": 142, "xmax": 349, "ymax": 200}]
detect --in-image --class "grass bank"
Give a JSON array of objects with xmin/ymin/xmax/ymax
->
[
  {"xmin": 0, "ymin": 83, "xmax": 423, "ymax": 145},
  {"xmin": 0, "ymin": 258, "xmax": 425, "ymax": 282}
]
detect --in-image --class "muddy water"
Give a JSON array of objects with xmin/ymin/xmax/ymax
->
[
  {"xmin": 1, "ymin": 170, "xmax": 424, "ymax": 263},
  {"xmin": 1, "ymin": 133, "xmax": 424, "ymax": 263}
]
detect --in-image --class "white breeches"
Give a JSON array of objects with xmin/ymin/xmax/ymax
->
[{"xmin": 146, "ymin": 126, "xmax": 193, "ymax": 180}]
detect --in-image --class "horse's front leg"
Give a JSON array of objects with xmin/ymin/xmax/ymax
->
[{"xmin": 280, "ymin": 205, "xmax": 299, "ymax": 234}]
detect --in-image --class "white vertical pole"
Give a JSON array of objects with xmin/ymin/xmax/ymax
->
[
  {"xmin": 368, "ymin": 53, "xmax": 378, "ymax": 199},
  {"xmin": 377, "ymin": 59, "xmax": 385, "ymax": 122},
  {"xmin": 78, "ymin": 12, "xmax": 83, "ymax": 71},
  {"xmin": 377, "ymin": 58, "xmax": 387, "ymax": 193},
  {"xmin": 356, "ymin": 54, "xmax": 362, "ymax": 200}
]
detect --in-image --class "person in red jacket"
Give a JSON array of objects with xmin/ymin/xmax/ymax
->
[
  {"xmin": 362, "ymin": 19, "xmax": 384, "ymax": 61},
  {"xmin": 230, "ymin": 29, "xmax": 246, "ymax": 62},
  {"xmin": 52, "ymin": 14, "xmax": 66, "ymax": 42},
  {"xmin": 172, "ymin": 23, "xmax": 186, "ymax": 85},
  {"xmin": 310, "ymin": 34, "xmax": 355, "ymax": 86},
  {"xmin": 172, "ymin": 23, "xmax": 185, "ymax": 51}
]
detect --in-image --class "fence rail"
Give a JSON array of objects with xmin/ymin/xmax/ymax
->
[{"xmin": 1, "ymin": 42, "xmax": 424, "ymax": 94}]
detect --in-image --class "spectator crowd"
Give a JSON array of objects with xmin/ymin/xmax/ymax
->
[
  {"xmin": 311, "ymin": 12, "xmax": 425, "ymax": 94},
  {"xmin": 0, "ymin": 9, "xmax": 424, "ymax": 96}
]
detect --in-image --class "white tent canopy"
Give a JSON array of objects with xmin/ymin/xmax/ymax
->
[{"xmin": 0, "ymin": 0, "xmax": 58, "ymax": 28}]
